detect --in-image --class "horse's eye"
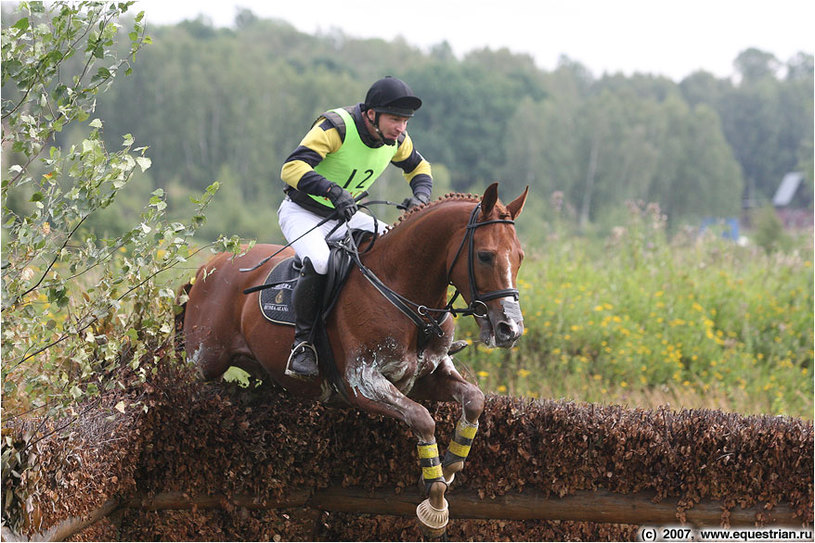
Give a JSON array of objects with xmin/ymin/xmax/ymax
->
[{"xmin": 477, "ymin": 251, "xmax": 494, "ymax": 264}]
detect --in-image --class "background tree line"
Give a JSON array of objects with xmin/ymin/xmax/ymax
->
[{"xmin": 4, "ymin": 6, "xmax": 813, "ymax": 244}]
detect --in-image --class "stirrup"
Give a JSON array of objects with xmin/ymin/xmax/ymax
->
[{"xmin": 285, "ymin": 341, "xmax": 319, "ymax": 379}]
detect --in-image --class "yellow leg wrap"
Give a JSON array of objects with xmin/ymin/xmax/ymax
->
[
  {"xmin": 422, "ymin": 464, "xmax": 444, "ymax": 480},
  {"xmin": 417, "ymin": 441, "xmax": 444, "ymax": 489},
  {"xmin": 443, "ymin": 417, "xmax": 479, "ymax": 466},
  {"xmin": 418, "ymin": 442, "xmax": 440, "ymax": 459},
  {"xmin": 447, "ymin": 440, "xmax": 471, "ymax": 458},
  {"xmin": 457, "ymin": 419, "xmax": 479, "ymax": 439}
]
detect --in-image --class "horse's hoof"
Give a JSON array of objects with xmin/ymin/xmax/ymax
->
[
  {"xmin": 447, "ymin": 340, "xmax": 468, "ymax": 356},
  {"xmin": 416, "ymin": 497, "xmax": 448, "ymax": 537}
]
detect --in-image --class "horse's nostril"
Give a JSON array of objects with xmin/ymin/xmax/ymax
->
[{"xmin": 496, "ymin": 322, "xmax": 515, "ymax": 341}]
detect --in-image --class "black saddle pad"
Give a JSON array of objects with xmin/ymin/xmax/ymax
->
[
  {"xmin": 256, "ymin": 230, "xmax": 370, "ymax": 326},
  {"xmin": 258, "ymin": 257, "xmax": 299, "ymax": 325}
]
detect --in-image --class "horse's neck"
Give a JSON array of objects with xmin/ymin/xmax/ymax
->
[{"xmin": 368, "ymin": 204, "xmax": 467, "ymax": 305}]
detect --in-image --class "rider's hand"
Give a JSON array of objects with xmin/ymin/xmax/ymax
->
[
  {"xmin": 326, "ymin": 184, "xmax": 358, "ymax": 222},
  {"xmin": 400, "ymin": 192, "xmax": 429, "ymax": 211}
]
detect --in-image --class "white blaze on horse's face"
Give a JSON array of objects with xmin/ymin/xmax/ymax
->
[{"xmin": 474, "ymin": 241, "xmax": 524, "ymax": 349}]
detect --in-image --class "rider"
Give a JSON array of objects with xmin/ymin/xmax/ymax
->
[{"xmin": 279, "ymin": 76, "xmax": 433, "ymax": 379}]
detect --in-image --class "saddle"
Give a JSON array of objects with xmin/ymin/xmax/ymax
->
[{"xmin": 257, "ymin": 230, "xmax": 369, "ymax": 325}]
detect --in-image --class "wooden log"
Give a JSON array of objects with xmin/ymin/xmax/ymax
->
[
  {"xmin": 118, "ymin": 487, "xmax": 801, "ymax": 527},
  {"xmin": 122, "ymin": 489, "xmax": 311, "ymax": 511},
  {"xmin": 6, "ymin": 486, "xmax": 803, "ymax": 542},
  {"xmin": 306, "ymin": 487, "xmax": 803, "ymax": 528},
  {"xmin": 28, "ymin": 499, "xmax": 118, "ymax": 542}
]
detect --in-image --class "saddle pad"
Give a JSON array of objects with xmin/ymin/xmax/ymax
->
[
  {"xmin": 258, "ymin": 257, "xmax": 299, "ymax": 326},
  {"xmin": 256, "ymin": 231, "xmax": 364, "ymax": 327}
]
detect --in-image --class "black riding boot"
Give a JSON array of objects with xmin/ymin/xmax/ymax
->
[{"xmin": 285, "ymin": 257, "xmax": 326, "ymax": 379}]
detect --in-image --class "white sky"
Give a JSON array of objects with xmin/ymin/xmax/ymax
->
[{"xmin": 133, "ymin": 0, "xmax": 813, "ymax": 81}]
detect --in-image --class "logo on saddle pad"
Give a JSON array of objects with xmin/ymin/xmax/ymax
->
[{"xmin": 258, "ymin": 257, "xmax": 298, "ymax": 326}]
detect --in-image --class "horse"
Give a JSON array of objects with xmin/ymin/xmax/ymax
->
[{"xmin": 178, "ymin": 182, "xmax": 528, "ymax": 535}]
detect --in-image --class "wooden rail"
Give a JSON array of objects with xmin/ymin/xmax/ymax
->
[{"xmin": 3, "ymin": 486, "xmax": 802, "ymax": 542}]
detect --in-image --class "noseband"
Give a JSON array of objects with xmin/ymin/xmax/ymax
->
[{"xmin": 444, "ymin": 203, "xmax": 519, "ymax": 318}]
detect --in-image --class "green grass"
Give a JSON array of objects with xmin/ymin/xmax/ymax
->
[{"xmin": 455, "ymin": 225, "xmax": 814, "ymax": 419}]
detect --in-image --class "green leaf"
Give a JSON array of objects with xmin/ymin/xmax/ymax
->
[
  {"xmin": 135, "ymin": 156, "xmax": 151, "ymax": 172},
  {"xmin": 12, "ymin": 17, "xmax": 29, "ymax": 32}
]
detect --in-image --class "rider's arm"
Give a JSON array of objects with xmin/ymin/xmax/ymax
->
[
  {"xmin": 280, "ymin": 118, "xmax": 343, "ymax": 196},
  {"xmin": 393, "ymin": 133, "xmax": 433, "ymax": 200}
]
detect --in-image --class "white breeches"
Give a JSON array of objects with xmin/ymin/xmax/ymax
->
[{"xmin": 278, "ymin": 197, "xmax": 381, "ymax": 275}]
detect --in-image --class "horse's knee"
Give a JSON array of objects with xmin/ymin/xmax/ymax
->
[
  {"xmin": 462, "ymin": 385, "xmax": 485, "ymax": 423},
  {"xmin": 412, "ymin": 409, "xmax": 436, "ymax": 443}
]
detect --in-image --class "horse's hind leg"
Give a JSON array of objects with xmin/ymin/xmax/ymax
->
[
  {"xmin": 184, "ymin": 316, "xmax": 255, "ymax": 381},
  {"xmin": 411, "ymin": 355, "xmax": 485, "ymax": 485},
  {"xmin": 185, "ymin": 329, "xmax": 231, "ymax": 381}
]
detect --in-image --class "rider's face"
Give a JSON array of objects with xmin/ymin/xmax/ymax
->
[{"xmin": 367, "ymin": 111, "xmax": 409, "ymax": 141}]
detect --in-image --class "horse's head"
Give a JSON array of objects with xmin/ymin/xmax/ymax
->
[{"xmin": 448, "ymin": 183, "xmax": 528, "ymax": 348}]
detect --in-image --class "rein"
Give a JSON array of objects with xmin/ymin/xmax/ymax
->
[
  {"xmin": 344, "ymin": 201, "xmax": 519, "ymax": 348},
  {"xmin": 243, "ymin": 196, "xmax": 520, "ymax": 350},
  {"xmin": 239, "ymin": 192, "xmax": 371, "ymax": 274},
  {"xmin": 340, "ymin": 228, "xmax": 447, "ymax": 343}
]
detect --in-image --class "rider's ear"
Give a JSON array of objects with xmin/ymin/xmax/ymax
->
[{"xmin": 506, "ymin": 186, "xmax": 529, "ymax": 220}]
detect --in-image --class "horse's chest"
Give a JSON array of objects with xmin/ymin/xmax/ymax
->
[{"xmin": 346, "ymin": 341, "xmax": 442, "ymax": 399}]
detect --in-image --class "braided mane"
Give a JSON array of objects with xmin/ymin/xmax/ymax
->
[{"xmin": 384, "ymin": 192, "xmax": 481, "ymax": 236}]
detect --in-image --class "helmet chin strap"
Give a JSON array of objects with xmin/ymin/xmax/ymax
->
[{"xmin": 367, "ymin": 110, "xmax": 395, "ymax": 145}]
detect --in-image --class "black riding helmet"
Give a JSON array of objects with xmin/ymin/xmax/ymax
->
[{"xmin": 364, "ymin": 76, "xmax": 422, "ymax": 117}]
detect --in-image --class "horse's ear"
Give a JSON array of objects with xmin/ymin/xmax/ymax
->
[
  {"xmin": 506, "ymin": 186, "xmax": 529, "ymax": 220},
  {"xmin": 481, "ymin": 182, "xmax": 499, "ymax": 216}
]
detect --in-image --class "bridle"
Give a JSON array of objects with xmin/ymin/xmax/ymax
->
[
  {"xmin": 347, "ymin": 201, "xmax": 519, "ymax": 349},
  {"xmin": 444, "ymin": 203, "xmax": 520, "ymax": 319}
]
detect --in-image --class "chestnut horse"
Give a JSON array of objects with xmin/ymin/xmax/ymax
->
[{"xmin": 179, "ymin": 183, "xmax": 528, "ymax": 534}]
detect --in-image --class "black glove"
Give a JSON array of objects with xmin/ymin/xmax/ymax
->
[
  {"xmin": 326, "ymin": 184, "xmax": 357, "ymax": 222},
  {"xmin": 400, "ymin": 192, "xmax": 429, "ymax": 211}
]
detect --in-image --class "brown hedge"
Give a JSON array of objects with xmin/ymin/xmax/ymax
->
[{"xmin": 2, "ymin": 355, "xmax": 811, "ymax": 541}]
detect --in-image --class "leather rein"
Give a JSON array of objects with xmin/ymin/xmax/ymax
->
[{"xmin": 345, "ymin": 202, "xmax": 519, "ymax": 348}]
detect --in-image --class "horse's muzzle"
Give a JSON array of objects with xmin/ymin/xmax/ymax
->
[
  {"xmin": 478, "ymin": 298, "xmax": 524, "ymax": 348},
  {"xmin": 495, "ymin": 319, "xmax": 523, "ymax": 347}
]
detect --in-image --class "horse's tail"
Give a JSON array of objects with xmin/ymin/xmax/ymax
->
[{"xmin": 174, "ymin": 281, "xmax": 193, "ymax": 362}]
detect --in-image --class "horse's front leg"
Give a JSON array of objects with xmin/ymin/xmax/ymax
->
[
  {"xmin": 412, "ymin": 354, "xmax": 485, "ymax": 485},
  {"xmin": 341, "ymin": 365, "xmax": 450, "ymax": 536}
]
